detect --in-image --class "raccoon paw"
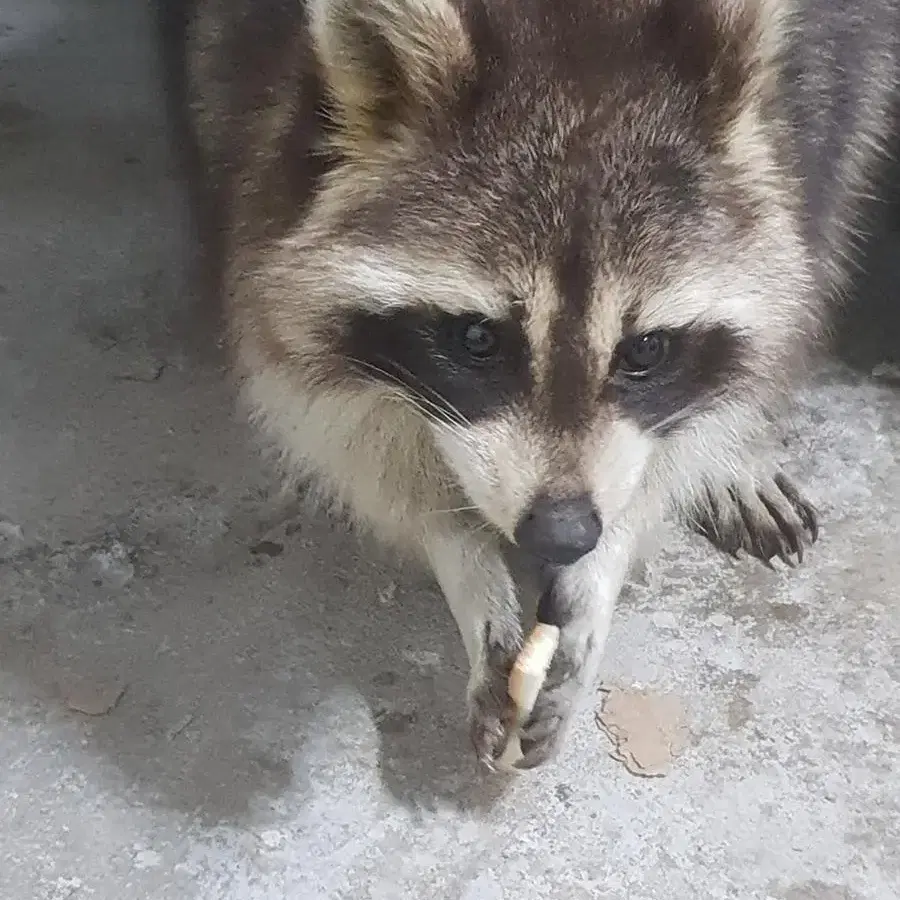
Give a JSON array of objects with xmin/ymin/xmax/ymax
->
[
  {"xmin": 468, "ymin": 635, "xmax": 583, "ymax": 771},
  {"xmin": 692, "ymin": 471, "xmax": 819, "ymax": 568},
  {"xmin": 467, "ymin": 651, "xmax": 518, "ymax": 771},
  {"xmin": 512, "ymin": 677, "xmax": 580, "ymax": 770}
]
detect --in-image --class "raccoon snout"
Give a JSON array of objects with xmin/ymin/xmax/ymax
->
[{"xmin": 514, "ymin": 493, "xmax": 602, "ymax": 566}]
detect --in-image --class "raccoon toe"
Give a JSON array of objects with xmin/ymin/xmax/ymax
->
[{"xmin": 692, "ymin": 471, "xmax": 819, "ymax": 567}]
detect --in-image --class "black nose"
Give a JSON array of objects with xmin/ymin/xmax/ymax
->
[{"xmin": 514, "ymin": 493, "xmax": 602, "ymax": 565}]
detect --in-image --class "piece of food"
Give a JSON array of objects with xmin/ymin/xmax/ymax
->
[{"xmin": 496, "ymin": 622, "xmax": 560, "ymax": 770}]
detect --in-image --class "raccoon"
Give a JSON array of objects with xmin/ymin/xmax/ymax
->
[{"xmin": 179, "ymin": 0, "xmax": 899, "ymax": 770}]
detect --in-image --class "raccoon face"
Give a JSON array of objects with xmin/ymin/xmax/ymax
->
[{"xmin": 264, "ymin": 0, "xmax": 817, "ymax": 562}]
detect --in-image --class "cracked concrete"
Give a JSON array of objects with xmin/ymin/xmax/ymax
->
[{"xmin": 1, "ymin": 2, "xmax": 898, "ymax": 898}]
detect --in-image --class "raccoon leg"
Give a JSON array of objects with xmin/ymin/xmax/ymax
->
[
  {"xmin": 423, "ymin": 527, "xmax": 526, "ymax": 769},
  {"xmin": 689, "ymin": 471, "xmax": 819, "ymax": 567},
  {"xmin": 512, "ymin": 515, "xmax": 644, "ymax": 770}
]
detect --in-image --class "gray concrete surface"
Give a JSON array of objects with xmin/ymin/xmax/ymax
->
[{"xmin": 1, "ymin": 2, "xmax": 898, "ymax": 898}]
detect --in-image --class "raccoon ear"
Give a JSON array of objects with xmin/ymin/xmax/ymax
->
[{"xmin": 308, "ymin": 0, "xmax": 475, "ymax": 156}]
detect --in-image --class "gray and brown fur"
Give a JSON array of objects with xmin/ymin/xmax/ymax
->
[{"xmin": 176, "ymin": 0, "xmax": 899, "ymax": 768}]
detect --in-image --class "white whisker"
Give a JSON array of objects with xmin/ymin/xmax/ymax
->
[
  {"xmin": 387, "ymin": 359, "xmax": 474, "ymax": 429},
  {"xmin": 345, "ymin": 357, "xmax": 471, "ymax": 432},
  {"xmin": 645, "ymin": 387, "xmax": 731, "ymax": 437},
  {"xmin": 423, "ymin": 504, "xmax": 482, "ymax": 516}
]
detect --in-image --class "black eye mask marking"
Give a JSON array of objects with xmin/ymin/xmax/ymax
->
[
  {"xmin": 606, "ymin": 323, "xmax": 750, "ymax": 435},
  {"xmin": 338, "ymin": 307, "xmax": 533, "ymax": 424},
  {"xmin": 337, "ymin": 306, "xmax": 747, "ymax": 435}
]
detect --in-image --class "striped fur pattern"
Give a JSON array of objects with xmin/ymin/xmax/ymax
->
[{"xmin": 182, "ymin": 0, "xmax": 899, "ymax": 769}]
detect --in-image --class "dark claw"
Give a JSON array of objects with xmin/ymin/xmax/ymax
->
[
  {"xmin": 691, "ymin": 471, "xmax": 819, "ymax": 569},
  {"xmin": 736, "ymin": 494, "xmax": 775, "ymax": 568},
  {"xmin": 757, "ymin": 493, "xmax": 801, "ymax": 565},
  {"xmin": 806, "ymin": 508, "xmax": 820, "ymax": 544},
  {"xmin": 774, "ymin": 472, "xmax": 820, "ymax": 544},
  {"xmin": 778, "ymin": 541, "xmax": 798, "ymax": 568}
]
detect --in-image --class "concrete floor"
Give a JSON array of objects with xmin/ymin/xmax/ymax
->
[{"xmin": 1, "ymin": 2, "xmax": 899, "ymax": 898}]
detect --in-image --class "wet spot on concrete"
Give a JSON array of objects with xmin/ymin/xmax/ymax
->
[
  {"xmin": 111, "ymin": 351, "xmax": 166, "ymax": 383},
  {"xmin": 250, "ymin": 540, "xmax": 284, "ymax": 558},
  {"xmin": 374, "ymin": 707, "xmax": 418, "ymax": 735},
  {"xmin": 88, "ymin": 541, "xmax": 136, "ymax": 590},
  {"xmin": 731, "ymin": 601, "xmax": 809, "ymax": 625},
  {"xmin": 61, "ymin": 675, "xmax": 127, "ymax": 716},
  {"xmin": 727, "ymin": 601, "xmax": 811, "ymax": 642},
  {"xmin": 0, "ymin": 520, "xmax": 27, "ymax": 562},
  {"xmin": 727, "ymin": 696, "xmax": 754, "ymax": 730},
  {"xmin": 555, "ymin": 782, "xmax": 575, "ymax": 808},
  {"xmin": 779, "ymin": 881, "xmax": 863, "ymax": 900},
  {"xmin": 705, "ymin": 668, "xmax": 760, "ymax": 696},
  {"xmin": 0, "ymin": 99, "xmax": 36, "ymax": 128},
  {"xmin": 769, "ymin": 603, "xmax": 809, "ymax": 623}
]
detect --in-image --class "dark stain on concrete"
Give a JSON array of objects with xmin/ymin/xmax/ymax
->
[
  {"xmin": 727, "ymin": 696, "xmax": 755, "ymax": 730},
  {"xmin": 0, "ymin": 99, "xmax": 37, "ymax": 129},
  {"xmin": 778, "ymin": 880, "xmax": 864, "ymax": 900}
]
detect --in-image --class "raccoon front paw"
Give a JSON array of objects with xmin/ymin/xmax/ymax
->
[
  {"xmin": 513, "ymin": 677, "xmax": 580, "ymax": 770},
  {"xmin": 467, "ymin": 649, "xmax": 518, "ymax": 771},
  {"xmin": 692, "ymin": 471, "xmax": 819, "ymax": 567}
]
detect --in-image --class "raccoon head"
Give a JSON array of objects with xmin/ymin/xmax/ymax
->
[{"xmin": 259, "ymin": 0, "xmax": 818, "ymax": 564}]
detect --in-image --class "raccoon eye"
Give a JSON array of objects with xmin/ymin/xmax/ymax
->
[
  {"xmin": 617, "ymin": 331, "xmax": 670, "ymax": 377},
  {"xmin": 459, "ymin": 318, "xmax": 499, "ymax": 361}
]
